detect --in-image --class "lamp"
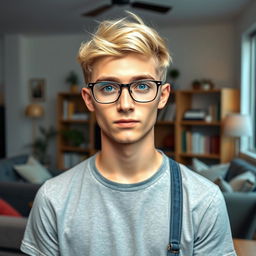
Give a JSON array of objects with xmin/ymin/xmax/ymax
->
[
  {"xmin": 25, "ymin": 103, "xmax": 44, "ymax": 144},
  {"xmin": 223, "ymin": 113, "xmax": 252, "ymax": 156}
]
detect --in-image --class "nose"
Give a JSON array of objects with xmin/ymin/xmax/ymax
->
[{"xmin": 116, "ymin": 87, "xmax": 134, "ymax": 112}]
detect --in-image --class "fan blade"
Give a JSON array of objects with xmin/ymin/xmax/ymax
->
[
  {"xmin": 81, "ymin": 4, "xmax": 112, "ymax": 17},
  {"xmin": 132, "ymin": 1, "xmax": 171, "ymax": 13}
]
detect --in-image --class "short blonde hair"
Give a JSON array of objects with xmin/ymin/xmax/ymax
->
[{"xmin": 78, "ymin": 12, "xmax": 171, "ymax": 83}]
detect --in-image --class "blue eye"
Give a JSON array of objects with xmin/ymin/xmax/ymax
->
[
  {"xmin": 137, "ymin": 83, "xmax": 148, "ymax": 90},
  {"xmin": 103, "ymin": 85, "xmax": 114, "ymax": 92}
]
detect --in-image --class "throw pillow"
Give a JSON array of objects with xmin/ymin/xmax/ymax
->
[
  {"xmin": 229, "ymin": 171, "xmax": 256, "ymax": 192},
  {"xmin": 0, "ymin": 198, "xmax": 22, "ymax": 217},
  {"xmin": 192, "ymin": 158, "xmax": 230, "ymax": 182},
  {"xmin": 14, "ymin": 156, "xmax": 52, "ymax": 184},
  {"xmin": 214, "ymin": 177, "xmax": 233, "ymax": 192}
]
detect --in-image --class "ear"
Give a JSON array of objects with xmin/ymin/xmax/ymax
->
[
  {"xmin": 81, "ymin": 87, "xmax": 95, "ymax": 112},
  {"xmin": 158, "ymin": 83, "xmax": 171, "ymax": 110}
]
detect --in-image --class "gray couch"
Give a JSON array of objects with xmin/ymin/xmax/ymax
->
[
  {"xmin": 222, "ymin": 158, "xmax": 256, "ymax": 239},
  {"xmin": 0, "ymin": 155, "xmax": 61, "ymax": 255}
]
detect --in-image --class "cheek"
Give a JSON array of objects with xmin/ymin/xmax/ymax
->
[{"xmin": 94, "ymin": 106, "xmax": 112, "ymax": 128}]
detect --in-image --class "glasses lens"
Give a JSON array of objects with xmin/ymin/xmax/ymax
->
[
  {"xmin": 93, "ymin": 82, "xmax": 120, "ymax": 103},
  {"xmin": 130, "ymin": 80, "xmax": 158, "ymax": 102}
]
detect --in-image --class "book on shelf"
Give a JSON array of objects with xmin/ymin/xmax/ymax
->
[
  {"xmin": 208, "ymin": 103, "xmax": 221, "ymax": 122},
  {"xmin": 181, "ymin": 130, "xmax": 220, "ymax": 155},
  {"xmin": 63, "ymin": 100, "xmax": 88, "ymax": 120},
  {"xmin": 183, "ymin": 109, "xmax": 207, "ymax": 120}
]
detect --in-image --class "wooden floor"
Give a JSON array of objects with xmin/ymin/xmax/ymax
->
[{"xmin": 233, "ymin": 239, "xmax": 256, "ymax": 256}]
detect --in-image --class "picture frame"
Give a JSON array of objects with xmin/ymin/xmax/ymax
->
[{"xmin": 29, "ymin": 78, "xmax": 46, "ymax": 101}]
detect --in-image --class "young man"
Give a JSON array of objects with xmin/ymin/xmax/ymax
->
[{"xmin": 21, "ymin": 13, "xmax": 236, "ymax": 256}]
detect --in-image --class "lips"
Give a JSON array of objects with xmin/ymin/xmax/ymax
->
[{"xmin": 114, "ymin": 119, "xmax": 139, "ymax": 127}]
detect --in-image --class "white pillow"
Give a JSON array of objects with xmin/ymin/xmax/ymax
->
[
  {"xmin": 229, "ymin": 171, "xmax": 256, "ymax": 192},
  {"xmin": 192, "ymin": 158, "xmax": 230, "ymax": 182},
  {"xmin": 14, "ymin": 156, "xmax": 52, "ymax": 184},
  {"xmin": 192, "ymin": 158, "xmax": 209, "ymax": 172},
  {"xmin": 214, "ymin": 177, "xmax": 233, "ymax": 193}
]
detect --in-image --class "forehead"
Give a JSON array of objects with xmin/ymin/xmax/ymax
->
[{"xmin": 91, "ymin": 53, "xmax": 159, "ymax": 82}]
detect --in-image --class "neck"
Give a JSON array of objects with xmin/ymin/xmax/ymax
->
[{"xmin": 96, "ymin": 130, "xmax": 162, "ymax": 184}]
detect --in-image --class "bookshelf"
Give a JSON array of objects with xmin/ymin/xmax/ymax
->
[
  {"xmin": 56, "ymin": 92, "xmax": 96, "ymax": 170},
  {"xmin": 174, "ymin": 88, "xmax": 240, "ymax": 165}
]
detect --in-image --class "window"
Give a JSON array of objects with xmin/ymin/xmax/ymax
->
[{"xmin": 241, "ymin": 26, "xmax": 256, "ymax": 157}]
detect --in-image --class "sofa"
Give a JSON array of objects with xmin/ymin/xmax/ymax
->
[
  {"xmin": 0, "ymin": 155, "xmax": 61, "ymax": 255},
  {"xmin": 222, "ymin": 158, "xmax": 256, "ymax": 239},
  {"xmin": 192, "ymin": 157, "xmax": 256, "ymax": 240}
]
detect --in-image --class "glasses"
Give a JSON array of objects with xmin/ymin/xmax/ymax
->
[{"xmin": 87, "ymin": 80, "xmax": 162, "ymax": 104}]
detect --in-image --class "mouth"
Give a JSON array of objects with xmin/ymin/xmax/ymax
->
[{"xmin": 114, "ymin": 119, "xmax": 140, "ymax": 127}]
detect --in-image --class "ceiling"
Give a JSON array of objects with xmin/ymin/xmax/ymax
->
[{"xmin": 0, "ymin": 0, "xmax": 253, "ymax": 34}]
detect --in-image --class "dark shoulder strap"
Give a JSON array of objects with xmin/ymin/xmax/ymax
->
[{"xmin": 167, "ymin": 158, "xmax": 183, "ymax": 256}]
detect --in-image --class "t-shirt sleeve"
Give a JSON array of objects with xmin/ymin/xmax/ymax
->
[
  {"xmin": 20, "ymin": 183, "xmax": 59, "ymax": 256},
  {"xmin": 193, "ymin": 187, "xmax": 236, "ymax": 256}
]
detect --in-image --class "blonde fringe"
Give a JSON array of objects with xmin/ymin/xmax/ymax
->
[{"xmin": 78, "ymin": 12, "xmax": 171, "ymax": 83}]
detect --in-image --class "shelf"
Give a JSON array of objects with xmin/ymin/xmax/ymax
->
[
  {"xmin": 59, "ymin": 92, "xmax": 82, "ymax": 97},
  {"xmin": 180, "ymin": 121, "xmax": 221, "ymax": 126},
  {"xmin": 61, "ymin": 145, "xmax": 90, "ymax": 153},
  {"xmin": 177, "ymin": 89, "xmax": 221, "ymax": 94},
  {"xmin": 179, "ymin": 153, "xmax": 220, "ymax": 159},
  {"xmin": 156, "ymin": 121, "xmax": 175, "ymax": 125}
]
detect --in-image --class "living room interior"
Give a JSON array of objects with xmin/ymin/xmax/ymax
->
[{"xmin": 0, "ymin": 0, "xmax": 256, "ymax": 255}]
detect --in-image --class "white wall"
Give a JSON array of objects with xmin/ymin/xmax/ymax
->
[
  {"xmin": 25, "ymin": 34, "xmax": 87, "ymax": 128},
  {"xmin": 4, "ymin": 34, "xmax": 89, "ymax": 161},
  {"xmin": 4, "ymin": 23, "xmax": 236, "ymax": 163},
  {"xmin": 4, "ymin": 35, "xmax": 30, "ymax": 156},
  {"xmin": 162, "ymin": 23, "xmax": 236, "ymax": 89}
]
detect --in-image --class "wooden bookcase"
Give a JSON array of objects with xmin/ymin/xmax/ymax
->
[
  {"xmin": 174, "ymin": 88, "xmax": 240, "ymax": 165},
  {"xmin": 56, "ymin": 92, "xmax": 96, "ymax": 170},
  {"xmin": 56, "ymin": 88, "xmax": 240, "ymax": 169}
]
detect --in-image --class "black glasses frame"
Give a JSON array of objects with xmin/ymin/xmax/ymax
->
[{"xmin": 87, "ymin": 80, "xmax": 163, "ymax": 104}]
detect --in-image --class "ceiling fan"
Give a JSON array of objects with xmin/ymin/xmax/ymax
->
[{"xmin": 81, "ymin": 0, "xmax": 172, "ymax": 17}]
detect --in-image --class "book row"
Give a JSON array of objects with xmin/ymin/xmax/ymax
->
[{"xmin": 182, "ymin": 130, "xmax": 220, "ymax": 155}]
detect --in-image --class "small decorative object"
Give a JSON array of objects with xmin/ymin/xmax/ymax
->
[
  {"xmin": 29, "ymin": 79, "xmax": 46, "ymax": 101},
  {"xmin": 192, "ymin": 79, "xmax": 214, "ymax": 90},
  {"xmin": 62, "ymin": 129, "xmax": 84, "ymax": 147},
  {"xmin": 65, "ymin": 71, "xmax": 79, "ymax": 93},
  {"xmin": 168, "ymin": 68, "xmax": 180, "ymax": 89},
  {"xmin": 192, "ymin": 80, "xmax": 201, "ymax": 90},
  {"xmin": 201, "ymin": 79, "xmax": 214, "ymax": 90}
]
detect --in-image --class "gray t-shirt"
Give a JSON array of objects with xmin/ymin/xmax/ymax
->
[{"xmin": 21, "ymin": 153, "xmax": 236, "ymax": 256}]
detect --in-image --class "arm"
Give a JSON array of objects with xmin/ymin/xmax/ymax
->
[
  {"xmin": 193, "ymin": 188, "xmax": 236, "ymax": 256},
  {"xmin": 20, "ymin": 183, "xmax": 59, "ymax": 256}
]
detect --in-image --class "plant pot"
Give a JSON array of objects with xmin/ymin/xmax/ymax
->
[{"xmin": 70, "ymin": 84, "xmax": 79, "ymax": 93}]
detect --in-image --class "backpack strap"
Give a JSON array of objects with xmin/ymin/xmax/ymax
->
[{"xmin": 167, "ymin": 158, "xmax": 183, "ymax": 256}]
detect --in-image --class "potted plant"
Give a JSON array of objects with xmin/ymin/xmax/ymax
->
[
  {"xmin": 168, "ymin": 68, "xmax": 180, "ymax": 90},
  {"xmin": 65, "ymin": 71, "xmax": 79, "ymax": 93},
  {"xmin": 62, "ymin": 129, "xmax": 84, "ymax": 147}
]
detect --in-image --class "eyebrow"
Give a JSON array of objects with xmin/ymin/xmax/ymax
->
[{"xmin": 95, "ymin": 74, "xmax": 156, "ymax": 83}]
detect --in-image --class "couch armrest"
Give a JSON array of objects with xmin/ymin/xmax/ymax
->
[
  {"xmin": 0, "ymin": 216, "xmax": 27, "ymax": 252},
  {"xmin": 223, "ymin": 192, "xmax": 256, "ymax": 239},
  {"xmin": 0, "ymin": 182, "xmax": 41, "ymax": 217}
]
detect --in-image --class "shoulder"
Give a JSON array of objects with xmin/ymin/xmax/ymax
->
[
  {"xmin": 179, "ymin": 163, "xmax": 219, "ymax": 193},
  {"xmin": 178, "ymin": 163, "xmax": 224, "ymax": 211},
  {"xmin": 37, "ymin": 156, "xmax": 95, "ymax": 205}
]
